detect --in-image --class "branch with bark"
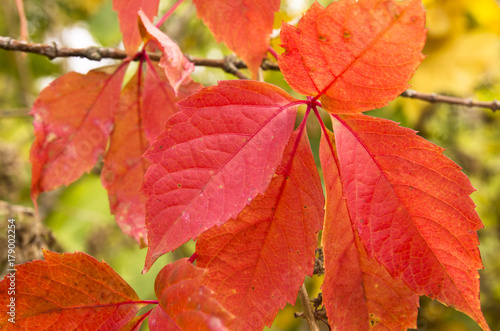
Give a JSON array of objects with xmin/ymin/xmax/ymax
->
[{"xmin": 1, "ymin": 36, "xmax": 499, "ymax": 112}]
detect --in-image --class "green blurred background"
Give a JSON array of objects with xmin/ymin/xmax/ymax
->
[{"xmin": 0, "ymin": 0, "xmax": 499, "ymax": 330}]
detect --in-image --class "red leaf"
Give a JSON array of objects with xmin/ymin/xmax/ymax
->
[
  {"xmin": 139, "ymin": 11, "xmax": 196, "ymax": 94},
  {"xmin": 142, "ymin": 80, "xmax": 298, "ymax": 271},
  {"xmin": 113, "ymin": 0, "xmax": 160, "ymax": 54},
  {"xmin": 30, "ymin": 65, "xmax": 127, "ymax": 206},
  {"xmin": 101, "ymin": 72, "xmax": 151, "ymax": 247},
  {"xmin": 148, "ymin": 305, "xmax": 180, "ymax": 331},
  {"xmin": 151, "ymin": 258, "xmax": 234, "ymax": 330},
  {"xmin": 320, "ymin": 128, "xmax": 419, "ymax": 330},
  {"xmin": 0, "ymin": 250, "xmax": 144, "ymax": 330},
  {"xmin": 143, "ymin": 62, "xmax": 202, "ymax": 145},
  {"xmin": 331, "ymin": 114, "xmax": 489, "ymax": 330},
  {"xmin": 102, "ymin": 61, "xmax": 198, "ymax": 246},
  {"xmin": 278, "ymin": 0, "xmax": 426, "ymax": 113},
  {"xmin": 192, "ymin": 0, "xmax": 280, "ymax": 78},
  {"xmin": 196, "ymin": 128, "xmax": 324, "ymax": 330}
]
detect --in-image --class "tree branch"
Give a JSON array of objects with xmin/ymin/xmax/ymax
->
[
  {"xmin": 298, "ymin": 284, "xmax": 320, "ymax": 331},
  {"xmin": 1, "ymin": 36, "xmax": 499, "ymax": 112},
  {"xmin": 0, "ymin": 108, "xmax": 30, "ymax": 117},
  {"xmin": 0, "ymin": 36, "xmax": 134, "ymax": 61},
  {"xmin": 401, "ymin": 89, "xmax": 499, "ymax": 112}
]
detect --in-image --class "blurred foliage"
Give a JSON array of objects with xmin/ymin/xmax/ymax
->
[{"xmin": 0, "ymin": 0, "xmax": 499, "ymax": 330}]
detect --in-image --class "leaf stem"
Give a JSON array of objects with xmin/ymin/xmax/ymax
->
[
  {"xmin": 281, "ymin": 103, "xmax": 311, "ymax": 175},
  {"xmin": 37, "ymin": 300, "xmax": 159, "ymax": 314},
  {"xmin": 130, "ymin": 308, "xmax": 153, "ymax": 330},
  {"xmin": 188, "ymin": 252, "xmax": 198, "ymax": 263},
  {"xmin": 311, "ymin": 104, "xmax": 343, "ymax": 176},
  {"xmin": 156, "ymin": 0, "xmax": 185, "ymax": 28},
  {"xmin": 267, "ymin": 46, "xmax": 278, "ymax": 61}
]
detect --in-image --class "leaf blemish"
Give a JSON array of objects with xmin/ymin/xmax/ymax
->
[{"xmin": 343, "ymin": 30, "xmax": 352, "ymax": 41}]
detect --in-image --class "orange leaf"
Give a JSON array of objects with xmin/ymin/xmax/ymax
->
[
  {"xmin": 152, "ymin": 258, "xmax": 234, "ymax": 330},
  {"xmin": 113, "ymin": 0, "xmax": 161, "ymax": 54},
  {"xmin": 30, "ymin": 65, "xmax": 127, "ymax": 207},
  {"xmin": 320, "ymin": 128, "xmax": 419, "ymax": 330},
  {"xmin": 193, "ymin": 0, "xmax": 280, "ymax": 79},
  {"xmin": 196, "ymin": 128, "xmax": 324, "ymax": 330},
  {"xmin": 330, "ymin": 114, "xmax": 489, "ymax": 330},
  {"xmin": 0, "ymin": 250, "xmax": 144, "ymax": 330},
  {"xmin": 278, "ymin": 0, "xmax": 426, "ymax": 113}
]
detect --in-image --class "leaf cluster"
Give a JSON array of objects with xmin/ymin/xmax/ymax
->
[{"xmin": 0, "ymin": 0, "xmax": 496, "ymax": 330}]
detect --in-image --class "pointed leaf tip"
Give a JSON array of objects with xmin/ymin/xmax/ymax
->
[{"xmin": 278, "ymin": 0, "xmax": 426, "ymax": 113}]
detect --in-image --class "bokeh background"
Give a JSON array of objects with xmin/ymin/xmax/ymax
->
[{"xmin": 1, "ymin": 0, "xmax": 499, "ymax": 330}]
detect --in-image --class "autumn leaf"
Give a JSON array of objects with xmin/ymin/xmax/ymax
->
[
  {"xmin": 151, "ymin": 258, "xmax": 234, "ymax": 330},
  {"xmin": 142, "ymin": 80, "xmax": 298, "ymax": 271},
  {"xmin": 148, "ymin": 306, "xmax": 180, "ymax": 331},
  {"xmin": 143, "ymin": 60, "xmax": 202, "ymax": 145},
  {"xmin": 30, "ymin": 65, "xmax": 127, "ymax": 208},
  {"xmin": 192, "ymin": 0, "xmax": 280, "ymax": 79},
  {"xmin": 278, "ymin": 0, "xmax": 426, "ymax": 113},
  {"xmin": 138, "ymin": 10, "xmax": 196, "ymax": 94},
  {"xmin": 30, "ymin": 47, "xmax": 199, "ymax": 245},
  {"xmin": 113, "ymin": 0, "xmax": 161, "ymax": 54},
  {"xmin": 320, "ymin": 128, "xmax": 419, "ymax": 330},
  {"xmin": 101, "ymin": 72, "xmax": 151, "ymax": 247},
  {"xmin": 329, "ymin": 114, "xmax": 489, "ymax": 330},
  {"xmin": 101, "ymin": 59, "xmax": 197, "ymax": 247},
  {"xmin": 0, "ymin": 250, "xmax": 145, "ymax": 330},
  {"xmin": 196, "ymin": 128, "xmax": 324, "ymax": 331}
]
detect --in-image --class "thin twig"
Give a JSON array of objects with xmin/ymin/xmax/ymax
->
[
  {"xmin": 298, "ymin": 284, "xmax": 320, "ymax": 331},
  {"xmin": 221, "ymin": 54, "xmax": 249, "ymax": 80},
  {"xmin": 156, "ymin": 0, "xmax": 185, "ymax": 28},
  {"xmin": 0, "ymin": 36, "xmax": 133, "ymax": 61},
  {"xmin": 1, "ymin": 36, "xmax": 499, "ymax": 112},
  {"xmin": 0, "ymin": 108, "xmax": 31, "ymax": 117},
  {"xmin": 401, "ymin": 89, "xmax": 499, "ymax": 112}
]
